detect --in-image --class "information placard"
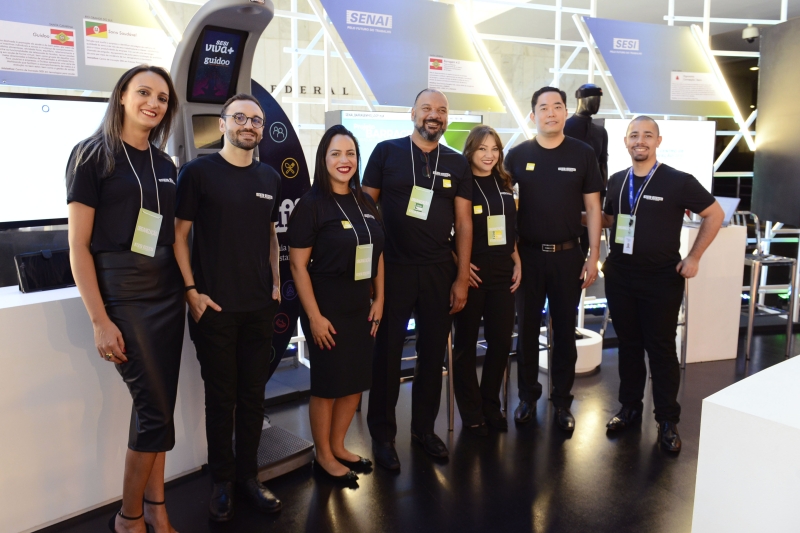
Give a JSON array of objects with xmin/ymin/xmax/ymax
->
[
  {"xmin": 83, "ymin": 19, "xmax": 172, "ymax": 70},
  {"xmin": 0, "ymin": 20, "xmax": 77, "ymax": 77}
]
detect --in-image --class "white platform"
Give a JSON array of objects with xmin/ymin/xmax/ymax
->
[
  {"xmin": 538, "ymin": 326, "xmax": 603, "ymax": 374},
  {"xmin": 0, "ymin": 286, "xmax": 207, "ymax": 533},
  {"xmin": 678, "ymin": 224, "xmax": 747, "ymax": 363},
  {"xmin": 692, "ymin": 356, "xmax": 800, "ymax": 532}
]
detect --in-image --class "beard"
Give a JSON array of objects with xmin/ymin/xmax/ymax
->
[
  {"xmin": 415, "ymin": 119, "xmax": 446, "ymax": 142},
  {"xmin": 227, "ymin": 129, "xmax": 261, "ymax": 150},
  {"xmin": 631, "ymin": 150, "xmax": 649, "ymax": 161}
]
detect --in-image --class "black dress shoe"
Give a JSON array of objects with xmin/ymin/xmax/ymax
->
[
  {"xmin": 554, "ymin": 407, "xmax": 575, "ymax": 432},
  {"xmin": 313, "ymin": 461, "xmax": 359, "ymax": 484},
  {"xmin": 463, "ymin": 422, "xmax": 489, "ymax": 436},
  {"xmin": 411, "ymin": 432, "xmax": 449, "ymax": 458},
  {"xmin": 372, "ymin": 440, "xmax": 401, "ymax": 470},
  {"xmin": 485, "ymin": 411, "xmax": 508, "ymax": 431},
  {"xmin": 514, "ymin": 400, "xmax": 535, "ymax": 424},
  {"xmin": 237, "ymin": 478, "xmax": 282, "ymax": 514},
  {"xmin": 658, "ymin": 421, "xmax": 682, "ymax": 453},
  {"xmin": 606, "ymin": 406, "xmax": 643, "ymax": 432},
  {"xmin": 209, "ymin": 481, "xmax": 234, "ymax": 522},
  {"xmin": 334, "ymin": 455, "xmax": 373, "ymax": 472}
]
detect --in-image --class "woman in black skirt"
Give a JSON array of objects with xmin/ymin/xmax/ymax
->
[
  {"xmin": 453, "ymin": 125, "xmax": 521, "ymax": 435},
  {"xmin": 288, "ymin": 125, "xmax": 385, "ymax": 482},
  {"xmin": 67, "ymin": 65, "xmax": 182, "ymax": 533}
]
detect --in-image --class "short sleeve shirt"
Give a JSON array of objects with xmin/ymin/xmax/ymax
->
[
  {"xmin": 505, "ymin": 136, "xmax": 603, "ymax": 244},
  {"xmin": 470, "ymin": 173, "xmax": 517, "ymax": 257},
  {"xmin": 66, "ymin": 141, "xmax": 177, "ymax": 255},
  {"xmin": 175, "ymin": 153, "xmax": 281, "ymax": 312},
  {"xmin": 287, "ymin": 189, "xmax": 385, "ymax": 279},
  {"xmin": 603, "ymin": 164, "xmax": 715, "ymax": 273},
  {"xmin": 362, "ymin": 136, "xmax": 472, "ymax": 265}
]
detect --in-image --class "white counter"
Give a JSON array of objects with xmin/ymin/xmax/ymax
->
[
  {"xmin": 679, "ymin": 224, "xmax": 747, "ymax": 363},
  {"xmin": 0, "ymin": 286, "xmax": 206, "ymax": 533},
  {"xmin": 692, "ymin": 356, "xmax": 800, "ymax": 532}
]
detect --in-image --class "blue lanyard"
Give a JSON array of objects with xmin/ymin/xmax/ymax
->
[{"xmin": 627, "ymin": 161, "xmax": 659, "ymax": 214}]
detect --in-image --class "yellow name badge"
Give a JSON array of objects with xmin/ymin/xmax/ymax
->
[
  {"xmin": 487, "ymin": 215, "xmax": 507, "ymax": 246},
  {"xmin": 473, "ymin": 205, "xmax": 483, "ymax": 215},
  {"xmin": 341, "ymin": 220, "xmax": 352, "ymax": 229},
  {"xmin": 526, "ymin": 163, "xmax": 535, "ymax": 171},
  {"xmin": 443, "ymin": 179, "xmax": 451, "ymax": 188}
]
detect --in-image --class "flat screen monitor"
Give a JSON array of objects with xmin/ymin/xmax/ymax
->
[
  {"xmin": 338, "ymin": 111, "xmax": 483, "ymax": 171},
  {"xmin": 604, "ymin": 118, "xmax": 716, "ymax": 192},
  {"xmin": 186, "ymin": 25, "xmax": 248, "ymax": 104},
  {"xmin": 0, "ymin": 94, "xmax": 108, "ymax": 229}
]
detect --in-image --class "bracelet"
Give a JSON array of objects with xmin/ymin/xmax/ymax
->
[{"xmin": 184, "ymin": 285, "xmax": 197, "ymax": 293}]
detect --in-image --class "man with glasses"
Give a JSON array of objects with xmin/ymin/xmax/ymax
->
[
  {"xmin": 174, "ymin": 93, "xmax": 283, "ymax": 521},
  {"xmin": 362, "ymin": 88, "xmax": 472, "ymax": 469}
]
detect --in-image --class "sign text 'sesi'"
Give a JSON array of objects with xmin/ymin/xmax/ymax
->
[{"xmin": 613, "ymin": 38, "xmax": 639, "ymax": 51}]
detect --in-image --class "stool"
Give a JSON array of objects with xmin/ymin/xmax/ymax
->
[{"xmin": 744, "ymin": 254, "xmax": 798, "ymax": 360}]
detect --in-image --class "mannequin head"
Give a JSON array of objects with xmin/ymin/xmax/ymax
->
[{"xmin": 575, "ymin": 84, "xmax": 603, "ymax": 117}]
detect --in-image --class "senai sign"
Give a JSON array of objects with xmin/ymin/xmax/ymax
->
[{"xmin": 345, "ymin": 10, "xmax": 392, "ymax": 33}]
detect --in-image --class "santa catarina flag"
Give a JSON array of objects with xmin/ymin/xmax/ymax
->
[
  {"xmin": 50, "ymin": 29, "xmax": 75, "ymax": 46},
  {"xmin": 85, "ymin": 21, "xmax": 108, "ymax": 38}
]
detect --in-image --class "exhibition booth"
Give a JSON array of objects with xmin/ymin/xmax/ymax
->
[{"xmin": 1, "ymin": 0, "xmax": 799, "ymax": 532}]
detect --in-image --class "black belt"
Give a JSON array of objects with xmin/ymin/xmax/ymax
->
[{"xmin": 523, "ymin": 238, "xmax": 580, "ymax": 253}]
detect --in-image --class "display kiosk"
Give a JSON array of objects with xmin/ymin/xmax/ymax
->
[{"xmin": 168, "ymin": 0, "xmax": 314, "ymax": 481}]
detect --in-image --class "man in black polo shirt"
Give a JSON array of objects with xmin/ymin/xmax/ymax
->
[
  {"xmin": 362, "ymin": 88, "xmax": 472, "ymax": 469},
  {"xmin": 601, "ymin": 116, "xmax": 723, "ymax": 453},
  {"xmin": 174, "ymin": 94, "xmax": 283, "ymax": 520},
  {"xmin": 505, "ymin": 86, "xmax": 603, "ymax": 432}
]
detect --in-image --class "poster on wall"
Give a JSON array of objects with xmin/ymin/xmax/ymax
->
[
  {"xmin": 0, "ymin": 0, "xmax": 173, "ymax": 92},
  {"xmin": 584, "ymin": 18, "xmax": 732, "ymax": 117},
  {"xmin": 0, "ymin": 20, "xmax": 77, "ymax": 77},
  {"xmin": 604, "ymin": 118, "xmax": 716, "ymax": 192},
  {"xmin": 83, "ymin": 19, "xmax": 172, "ymax": 70},
  {"xmin": 320, "ymin": 0, "xmax": 504, "ymax": 112}
]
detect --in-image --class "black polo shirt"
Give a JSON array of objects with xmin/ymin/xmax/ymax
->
[
  {"xmin": 505, "ymin": 136, "xmax": 603, "ymax": 245},
  {"xmin": 287, "ymin": 188, "xmax": 385, "ymax": 279},
  {"xmin": 603, "ymin": 164, "xmax": 715, "ymax": 274},
  {"xmin": 175, "ymin": 153, "xmax": 281, "ymax": 312},
  {"xmin": 470, "ymin": 172, "xmax": 516, "ymax": 257},
  {"xmin": 362, "ymin": 136, "xmax": 472, "ymax": 265},
  {"xmin": 66, "ymin": 141, "xmax": 177, "ymax": 255}
]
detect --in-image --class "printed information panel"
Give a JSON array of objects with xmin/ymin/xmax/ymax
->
[
  {"xmin": 0, "ymin": 19, "xmax": 77, "ymax": 77},
  {"xmin": 428, "ymin": 56, "xmax": 498, "ymax": 98},
  {"xmin": 83, "ymin": 19, "xmax": 171, "ymax": 70}
]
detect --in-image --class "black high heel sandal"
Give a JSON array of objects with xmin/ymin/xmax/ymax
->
[
  {"xmin": 107, "ymin": 508, "xmax": 144, "ymax": 532},
  {"xmin": 143, "ymin": 498, "xmax": 165, "ymax": 532}
]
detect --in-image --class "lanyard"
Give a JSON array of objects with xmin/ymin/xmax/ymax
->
[
  {"xmin": 122, "ymin": 142, "xmax": 161, "ymax": 214},
  {"xmin": 333, "ymin": 192, "xmax": 372, "ymax": 246},
  {"xmin": 620, "ymin": 161, "xmax": 659, "ymax": 217},
  {"xmin": 473, "ymin": 174, "xmax": 505, "ymax": 217},
  {"xmin": 410, "ymin": 136, "xmax": 439, "ymax": 190}
]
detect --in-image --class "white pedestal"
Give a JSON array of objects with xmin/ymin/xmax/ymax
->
[
  {"xmin": 678, "ymin": 224, "xmax": 746, "ymax": 363},
  {"xmin": 0, "ymin": 286, "xmax": 207, "ymax": 533},
  {"xmin": 538, "ymin": 326, "xmax": 603, "ymax": 374},
  {"xmin": 692, "ymin": 356, "xmax": 800, "ymax": 532}
]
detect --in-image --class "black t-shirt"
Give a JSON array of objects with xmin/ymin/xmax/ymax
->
[
  {"xmin": 470, "ymin": 172, "xmax": 517, "ymax": 257},
  {"xmin": 287, "ymin": 189, "xmax": 385, "ymax": 279},
  {"xmin": 66, "ymin": 141, "xmax": 177, "ymax": 255},
  {"xmin": 603, "ymin": 164, "xmax": 715, "ymax": 273},
  {"xmin": 175, "ymin": 153, "xmax": 281, "ymax": 312},
  {"xmin": 505, "ymin": 136, "xmax": 603, "ymax": 245},
  {"xmin": 362, "ymin": 136, "xmax": 472, "ymax": 265}
]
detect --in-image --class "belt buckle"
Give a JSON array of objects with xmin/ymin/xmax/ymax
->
[{"xmin": 542, "ymin": 244, "xmax": 556, "ymax": 252}]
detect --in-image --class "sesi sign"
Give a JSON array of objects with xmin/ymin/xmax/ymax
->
[
  {"xmin": 613, "ymin": 38, "xmax": 639, "ymax": 51},
  {"xmin": 346, "ymin": 10, "xmax": 393, "ymax": 29}
]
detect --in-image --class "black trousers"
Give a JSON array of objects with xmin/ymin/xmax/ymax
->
[
  {"xmin": 453, "ymin": 254, "xmax": 515, "ymax": 425},
  {"xmin": 367, "ymin": 260, "xmax": 456, "ymax": 442},
  {"xmin": 516, "ymin": 244, "xmax": 584, "ymax": 408},
  {"xmin": 604, "ymin": 268, "xmax": 684, "ymax": 423},
  {"xmin": 189, "ymin": 301, "xmax": 279, "ymax": 483}
]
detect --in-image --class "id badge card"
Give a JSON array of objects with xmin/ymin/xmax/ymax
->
[
  {"xmin": 614, "ymin": 214, "xmax": 634, "ymax": 244},
  {"xmin": 354, "ymin": 243, "xmax": 373, "ymax": 280},
  {"xmin": 487, "ymin": 215, "xmax": 507, "ymax": 246},
  {"xmin": 406, "ymin": 185, "xmax": 433, "ymax": 220},
  {"xmin": 131, "ymin": 208, "xmax": 162, "ymax": 257}
]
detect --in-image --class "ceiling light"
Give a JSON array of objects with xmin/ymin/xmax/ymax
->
[{"xmin": 750, "ymin": 66, "xmax": 759, "ymax": 71}]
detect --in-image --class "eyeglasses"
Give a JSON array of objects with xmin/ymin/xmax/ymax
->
[
  {"xmin": 221, "ymin": 112, "xmax": 265, "ymax": 129},
  {"xmin": 420, "ymin": 151, "xmax": 431, "ymax": 179}
]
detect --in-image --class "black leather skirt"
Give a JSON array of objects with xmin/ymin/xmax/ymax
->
[{"xmin": 95, "ymin": 246, "xmax": 185, "ymax": 452}]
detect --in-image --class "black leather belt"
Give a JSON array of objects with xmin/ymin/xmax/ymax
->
[{"xmin": 527, "ymin": 238, "xmax": 580, "ymax": 252}]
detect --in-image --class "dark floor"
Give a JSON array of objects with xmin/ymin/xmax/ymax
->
[{"xmin": 42, "ymin": 332, "xmax": 797, "ymax": 533}]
